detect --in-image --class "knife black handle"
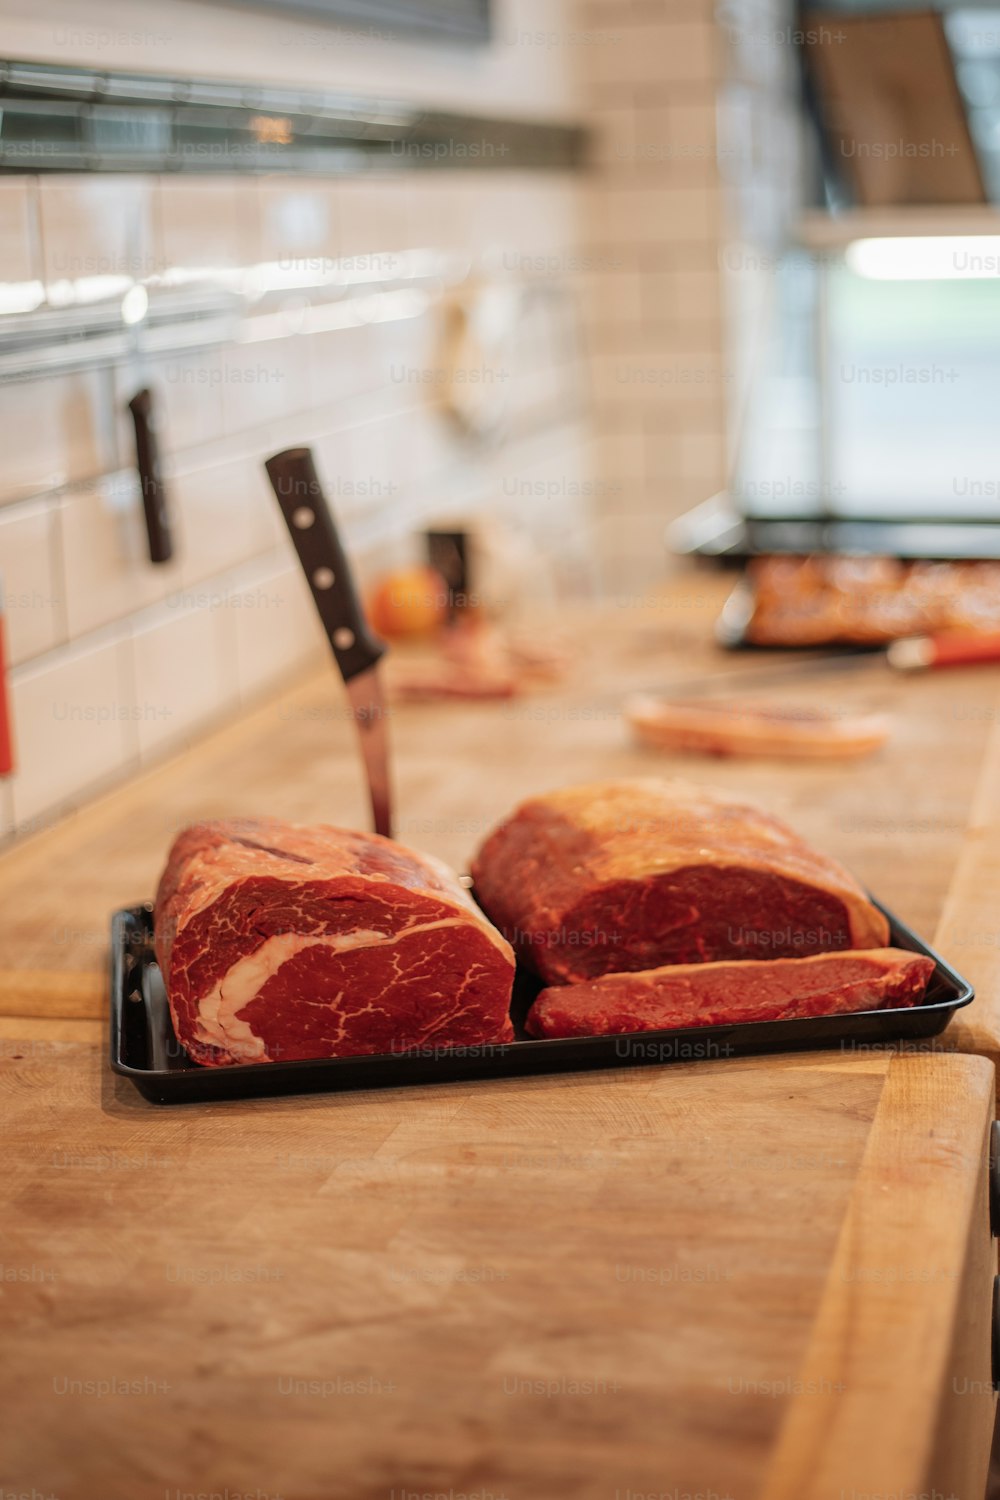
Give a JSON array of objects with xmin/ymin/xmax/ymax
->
[
  {"xmin": 127, "ymin": 387, "xmax": 174, "ymax": 565},
  {"xmin": 265, "ymin": 447, "xmax": 385, "ymax": 683}
]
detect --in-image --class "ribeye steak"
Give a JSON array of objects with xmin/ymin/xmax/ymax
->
[{"xmin": 154, "ymin": 817, "xmax": 515, "ymax": 1066}]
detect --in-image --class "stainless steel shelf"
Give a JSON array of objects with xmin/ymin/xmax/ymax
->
[{"xmin": 0, "ymin": 60, "xmax": 586, "ymax": 176}]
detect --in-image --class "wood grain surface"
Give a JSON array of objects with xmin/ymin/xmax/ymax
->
[
  {"xmin": 0, "ymin": 1041, "xmax": 992, "ymax": 1500},
  {"xmin": 761, "ymin": 1052, "xmax": 996, "ymax": 1500},
  {"xmin": 2, "ymin": 575, "xmax": 1000, "ymax": 1035},
  {"xmin": 2, "ymin": 578, "xmax": 999, "ymax": 1495},
  {"xmin": 932, "ymin": 703, "xmax": 1000, "ymax": 1071}
]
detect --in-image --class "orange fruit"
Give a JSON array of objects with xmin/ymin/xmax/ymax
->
[{"xmin": 367, "ymin": 566, "xmax": 449, "ymax": 639}]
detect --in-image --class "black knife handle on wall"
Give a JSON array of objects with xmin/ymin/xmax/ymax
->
[
  {"xmin": 265, "ymin": 447, "xmax": 386, "ymax": 684},
  {"xmin": 127, "ymin": 388, "xmax": 173, "ymax": 565}
]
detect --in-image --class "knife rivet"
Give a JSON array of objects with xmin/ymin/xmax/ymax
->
[
  {"xmin": 292, "ymin": 507, "xmax": 315, "ymax": 529},
  {"xmin": 334, "ymin": 627, "xmax": 355, "ymax": 649},
  {"xmin": 313, "ymin": 567, "xmax": 335, "ymax": 590}
]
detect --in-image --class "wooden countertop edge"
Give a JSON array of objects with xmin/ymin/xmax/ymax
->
[
  {"xmin": 933, "ymin": 707, "xmax": 1000, "ymax": 1071},
  {"xmin": 760, "ymin": 1050, "xmax": 996, "ymax": 1500}
]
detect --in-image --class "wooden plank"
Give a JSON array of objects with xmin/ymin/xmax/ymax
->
[
  {"xmin": 0, "ymin": 1015, "xmax": 103, "ymax": 1044},
  {"xmin": 760, "ymin": 1052, "xmax": 996, "ymax": 1500},
  {"xmin": 0, "ymin": 970, "xmax": 103, "ymax": 1017},
  {"xmin": 933, "ymin": 706, "xmax": 1000, "ymax": 1070}
]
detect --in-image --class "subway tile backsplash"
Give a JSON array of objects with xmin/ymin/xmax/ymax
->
[
  {"xmin": 157, "ymin": 177, "xmax": 261, "ymax": 273},
  {"xmin": 129, "ymin": 598, "xmax": 236, "ymax": 764},
  {"xmin": 0, "ymin": 167, "xmax": 593, "ymax": 839},
  {"xmin": 57, "ymin": 475, "xmax": 180, "ymax": 640},
  {"xmin": 0, "ymin": 370, "xmax": 117, "ymax": 506},
  {"xmin": 38, "ymin": 175, "xmax": 160, "ymax": 289},
  {"xmin": 0, "ymin": 0, "xmax": 733, "ymax": 841},
  {"xmin": 9, "ymin": 635, "xmax": 136, "ymax": 830},
  {"xmin": 0, "ymin": 180, "xmax": 38, "ymax": 285},
  {"xmin": 0, "ymin": 498, "xmax": 63, "ymax": 669}
]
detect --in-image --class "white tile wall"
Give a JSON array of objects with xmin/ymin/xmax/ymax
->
[
  {"xmin": 588, "ymin": 20, "xmax": 718, "ymax": 93},
  {"xmin": 258, "ymin": 178, "xmax": 340, "ymax": 266},
  {"xmin": 38, "ymin": 176, "xmax": 159, "ymax": 290},
  {"xmin": 0, "ymin": 370, "xmax": 116, "ymax": 506},
  {"xmin": 593, "ymin": 184, "xmax": 721, "ymax": 246},
  {"xmin": 8, "ymin": 636, "xmax": 135, "ymax": 828},
  {"xmin": 302, "ymin": 324, "xmax": 381, "ymax": 409},
  {"xmin": 219, "ymin": 335, "xmax": 314, "ymax": 439},
  {"xmin": 0, "ymin": 0, "xmax": 736, "ymax": 842},
  {"xmin": 231, "ymin": 559, "xmax": 326, "ymax": 703},
  {"xmin": 0, "ymin": 498, "xmax": 64, "ymax": 668},
  {"xmin": 577, "ymin": 0, "xmax": 729, "ymax": 542},
  {"xmin": 0, "ymin": 180, "xmax": 39, "ymax": 285},
  {"xmin": 157, "ymin": 178, "xmax": 261, "ymax": 274},
  {"xmin": 129, "ymin": 599, "xmax": 236, "ymax": 761},
  {"xmin": 113, "ymin": 350, "xmax": 226, "ymax": 459},
  {"xmin": 0, "ymin": 160, "xmax": 603, "ymax": 842},
  {"xmin": 337, "ymin": 177, "xmax": 414, "ymax": 261},
  {"xmin": 57, "ymin": 475, "xmax": 183, "ymax": 640},
  {"xmin": 641, "ymin": 265, "xmax": 724, "ymax": 328},
  {"xmin": 173, "ymin": 456, "xmax": 283, "ymax": 588}
]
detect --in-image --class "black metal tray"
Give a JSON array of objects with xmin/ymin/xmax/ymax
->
[{"xmin": 109, "ymin": 900, "xmax": 974, "ymax": 1105}]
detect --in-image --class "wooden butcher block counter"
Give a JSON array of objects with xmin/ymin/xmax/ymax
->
[{"xmin": 3, "ymin": 574, "xmax": 1000, "ymax": 1498}]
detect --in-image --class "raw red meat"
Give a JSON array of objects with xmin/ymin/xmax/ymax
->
[
  {"xmin": 525, "ymin": 948, "xmax": 934, "ymax": 1038},
  {"xmin": 471, "ymin": 778, "xmax": 889, "ymax": 984},
  {"xmin": 154, "ymin": 817, "xmax": 515, "ymax": 1066}
]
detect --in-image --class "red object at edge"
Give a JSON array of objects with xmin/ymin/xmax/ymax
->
[{"xmin": 928, "ymin": 631, "xmax": 1000, "ymax": 669}]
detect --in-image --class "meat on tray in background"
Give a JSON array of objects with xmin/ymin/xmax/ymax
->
[
  {"xmin": 624, "ymin": 694, "xmax": 892, "ymax": 760},
  {"xmin": 384, "ymin": 614, "xmax": 570, "ymax": 702},
  {"xmin": 471, "ymin": 777, "xmax": 888, "ymax": 985},
  {"xmin": 366, "ymin": 518, "xmax": 571, "ymax": 702},
  {"xmin": 739, "ymin": 555, "xmax": 1000, "ymax": 647},
  {"xmin": 154, "ymin": 817, "xmax": 514, "ymax": 1066},
  {"xmin": 524, "ymin": 948, "xmax": 935, "ymax": 1038}
]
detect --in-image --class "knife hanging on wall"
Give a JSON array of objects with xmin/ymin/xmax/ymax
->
[
  {"xmin": 127, "ymin": 387, "xmax": 174, "ymax": 565},
  {"xmin": 265, "ymin": 446, "xmax": 393, "ymax": 840}
]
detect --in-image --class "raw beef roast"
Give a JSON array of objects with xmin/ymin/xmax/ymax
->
[
  {"xmin": 525, "ymin": 948, "xmax": 934, "ymax": 1038},
  {"xmin": 471, "ymin": 778, "xmax": 889, "ymax": 984},
  {"xmin": 154, "ymin": 817, "xmax": 515, "ymax": 1066}
]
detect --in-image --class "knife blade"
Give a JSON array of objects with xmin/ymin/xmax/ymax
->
[{"xmin": 265, "ymin": 446, "xmax": 393, "ymax": 840}]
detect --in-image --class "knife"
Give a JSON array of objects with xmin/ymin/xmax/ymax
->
[
  {"xmin": 265, "ymin": 447, "xmax": 393, "ymax": 840},
  {"xmin": 127, "ymin": 387, "xmax": 174, "ymax": 565}
]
